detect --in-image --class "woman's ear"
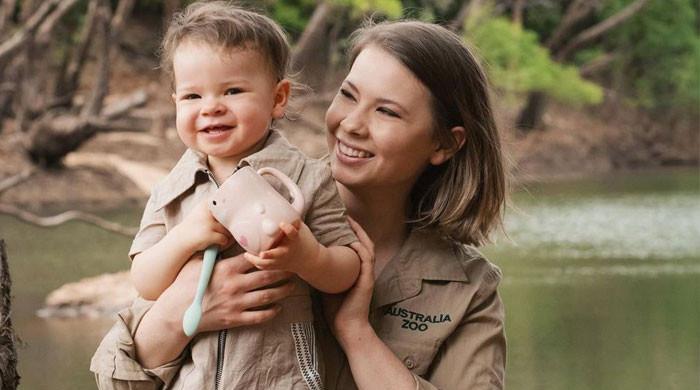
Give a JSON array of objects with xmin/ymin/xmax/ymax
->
[
  {"xmin": 271, "ymin": 79, "xmax": 291, "ymax": 119},
  {"xmin": 430, "ymin": 126, "xmax": 466, "ymax": 166}
]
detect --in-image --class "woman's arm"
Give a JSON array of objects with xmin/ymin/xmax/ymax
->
[{"xmin": 324, "ymin": 220, "xmax": 416, "ymax": 389}]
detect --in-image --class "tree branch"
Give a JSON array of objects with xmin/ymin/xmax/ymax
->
[
  {"xmin": 545, "ymin": 0, "xmax": 599, "ymax": 51},
  {"xmin": 580, "ymin": 51, "xmax": 617, "ymax": 78},
  {"xmin": 54, "ymin": 0, "xmax": 98, "ymax": 101},
  {"xmin": 0, "ymin": 169, "xmax": 36, "ymax": 195},
  {"xmin": 35, "ymin": 0, "xmax": 80, "ymax": 44},
  {"xmin": 0, "ymin": 203, "xmax": 138, "ymax": 236},
  {"xmin": 0, "ymin": 0, "xmax": 17, "ymax": 36},
  {"xmin": 81, "ymin": 0, "xmax": 112, "ymax": 118},
  {"xmin": 0, "ymin": 0, "xmax": 67, "ymax": 63},
  {"xmin": 556, "ymin": 0, "xmax": 649, "ymax": 61},
  {"xmin": 110, "ymin": 0, "xmax": 135, "ymax": 40}
]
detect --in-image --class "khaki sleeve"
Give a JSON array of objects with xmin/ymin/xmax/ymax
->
[
  {"xmin": 417, "ymin": 266, "xmax": 506, "ymax": 389},
  {"xmin": 129, "ymin": 191, "xmax": 167, "ymax": 259},
  {"xmin": 301, "ymin": 163, "xmax": 357, "ymax": 248},
  {"xmin": 90, "ymin": 298, "xmax": 188, "ymax": 389}
]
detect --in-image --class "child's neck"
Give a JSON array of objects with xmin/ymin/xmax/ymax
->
[
  {"xmin": 337, "ymin": 183, "xmax": 411, "ymax": 276},
  {"xmin": 205, "ymin": 132, "xmax": 269, "ymax": 184},
  {"xmin": 206, "ymin": 157, "xmax": 237, "ymax": 184}
]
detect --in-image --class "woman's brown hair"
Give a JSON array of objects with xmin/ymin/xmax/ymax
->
[{"xmin": 348, "ymin": 20, "xmax": 507, "ymax": 246}]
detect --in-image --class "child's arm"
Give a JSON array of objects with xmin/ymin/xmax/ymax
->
[
  {"xmin": 244, "ymin": 221, "xmax": 361, "ymax": 294},
  {"xmin": 131, "ymin": 200, "xmax": 232, "ymax": 300}
]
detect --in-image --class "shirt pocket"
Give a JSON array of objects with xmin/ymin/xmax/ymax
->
[{"xmin": 381, "ymin": 336, "xmax": 440, "ymax": 376}]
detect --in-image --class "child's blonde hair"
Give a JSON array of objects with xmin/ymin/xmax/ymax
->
[
  {"xmin": 160, "ymin": 1, "xmax": 290, "ymax": 82},
  {"xmin": 348, "ymin": 20, "xmax": 507, "ymax": 246}
]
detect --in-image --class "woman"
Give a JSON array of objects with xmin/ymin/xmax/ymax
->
[{"xmin": 92, "ymin": 20, "xmax": 507, "ymax": 389}]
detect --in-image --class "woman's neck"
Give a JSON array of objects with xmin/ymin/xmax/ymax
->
[{"xmin": 337, "ymin": 183, "xmax": 410, "ymax": 275}]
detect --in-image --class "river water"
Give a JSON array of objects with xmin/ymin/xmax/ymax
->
[{"xmin": 1, "ymin": 168, "xmax": 698, "ymax": 389}]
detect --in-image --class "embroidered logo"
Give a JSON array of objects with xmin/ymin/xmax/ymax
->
[{"xmin": 384, "ymin": 305, "xmax": 452, "ymax": 332}]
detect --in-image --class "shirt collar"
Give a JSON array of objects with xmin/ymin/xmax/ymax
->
[
  {"xmin": 153, "ymin": 129, "xmax": 301, "ymax": 210},
  {"xmin": 371, "ymin": 229, "xmax": 472, "ymax": 310}
]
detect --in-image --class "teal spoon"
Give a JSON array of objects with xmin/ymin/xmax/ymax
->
[{"xmin": 182, "ymin": 245, "xmax": 218, "ymax": 336}]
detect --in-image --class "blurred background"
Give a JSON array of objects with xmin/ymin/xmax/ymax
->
[{"xmin": 0, "ymin": 0, "xmax": 698, "ymax": 389}]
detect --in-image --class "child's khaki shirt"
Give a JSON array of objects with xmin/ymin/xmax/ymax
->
[
  {"xmin": 91, "ymin": 228, "xmax": 506, "ymax": 389},
  {"xmin": 97, "ymin": 130, "xmax": 357, "ymax": 389}
]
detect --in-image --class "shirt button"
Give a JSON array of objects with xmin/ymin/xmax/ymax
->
[{"xmin": 404, "ymin": 356, "xmax": 415, "ymax": 369}]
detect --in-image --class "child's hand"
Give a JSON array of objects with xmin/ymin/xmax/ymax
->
[
  {"xmin": 243, "ymin": 220, "xmax": 320, "ymax": 275},
  {"xmin": 175, "ymin": 199, "xmax": 233, "ymax": 253}
]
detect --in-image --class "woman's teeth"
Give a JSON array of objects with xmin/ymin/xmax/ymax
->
[{"xmin": 339, "ymin": 142, "xmax": 373, "ymax": 158}]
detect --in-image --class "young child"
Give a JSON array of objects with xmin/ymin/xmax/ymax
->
[{"xmin": 128, "ymin": 2, "xmax": 360, "ymax": 388}]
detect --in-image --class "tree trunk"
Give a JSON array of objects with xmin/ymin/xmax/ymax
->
[
  {"xmin": 81, "ymin": 0, "xmax": 111, "ymax": 118},
  {"xmin": 291, "ymin": 1, "xmax": 335, "ymax": 93},
  {"xmin": 545, "ymin": 0, "xmax": 599, "ymax": 53},
  {"xmin": 512, "ymin": 0, "xmax": 526, "ymax": 26},
  {"xmin": 516, "ymin": 91, "xmax": 546, "ymax": 131},
  {"xmin": 0, "ymin": 0, "xmax": 17, "ymax": 35},
  {"xmin": 162, "ymin": 0, "xmax": 180, "ymax": 32},
  {"xmin": 516, "ymin": 0, "xmax": 649, "ymax": 131},
  {"xmin": 54, "ymin": 0, "xmax": 98, "ymax": 101},
  {"xmin": 0, "ymin": 240, "xmax": 20, "ymax": 390}
]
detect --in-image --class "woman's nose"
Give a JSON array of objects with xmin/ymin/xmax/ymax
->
[
  {"xmin": 201, "ymin": 98, "xmax": 226, "ymax": 116},
  {"xmin": 339, "ymin": 109, "xmax": 367, "ymax": 136}
]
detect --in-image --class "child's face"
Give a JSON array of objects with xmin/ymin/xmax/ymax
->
[
  {"xmin": 172, "ymin": 41, "xmax": 289, "ymax": 168},
  {"xmin": 325, "ymin": 45, "xmax": 443, "ymax": 192}
]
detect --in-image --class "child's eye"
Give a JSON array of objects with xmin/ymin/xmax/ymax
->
[
  {"xmin": 339, "ymin": 88, "xmax": 356, "ymax": 101},
  {"xmin": 182, "ymin": 93, "xmax": 200, "ymax": 100},
  {"xmin": 225, "ymin": 88, "xmax": 243, "ymax": 95},
  {"xmin": 377, "ymin": 107, "xmax": 400, "ymax": 118}
]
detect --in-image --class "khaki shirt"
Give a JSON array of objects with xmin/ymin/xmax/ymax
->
[
  {"xmin": 91, "ymin": 229, "xmax": 506, "ymax": 389},
  {"xmin": 92, "ymin": 129, "xmax": 357, "ymax": 389},
  {"xmin": 129, "ymin": 129, "xmax": 355, "ymax": 260},
  {"xmin": 317, "ymin": 229, "xmax": 506, "ymax": 389}
]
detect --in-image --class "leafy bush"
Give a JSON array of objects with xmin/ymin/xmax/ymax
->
[{"xmin": 468, "ymin": 17, "xmax": 603, "ymax": 106}]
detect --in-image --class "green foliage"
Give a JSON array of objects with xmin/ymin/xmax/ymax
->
[
  {"xmin": 266, "ymin": 0, "xmax": 317, "ymax": 37},
  {"xmin": 603, "ymin": 0, "xmax": 700, "ymax": 112},
  {"xmin": 468, "ymin": 16, "xmax": 603, "ymax": 105},
  {"xmin": 332, "ymin": 0, "xmax": 403, "ymax": 19}
]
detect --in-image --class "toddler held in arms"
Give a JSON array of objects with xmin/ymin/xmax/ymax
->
[{"xmin": 127, "ymin": 2, "xmax": 359, "ymax": 388}]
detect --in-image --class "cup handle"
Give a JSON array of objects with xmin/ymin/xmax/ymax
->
[{"xmin": 257, "ymin": 167, "xmax": 305, "ymax": 214}]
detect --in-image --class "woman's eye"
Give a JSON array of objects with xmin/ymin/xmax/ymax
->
[
  {"xmin": 182, "ymin": 93, "xmax": 200, "ymax": 100},
  {"xmin": 378, "ymin": 107, "xmax": 400, "ymax": 118},
  {"xmin": 225, "ymin": 88, "xmax": 243, "ymax": 95},
  {"xmin": 339, "ymin": 88, "xmax": 355, "ymax": 101}
]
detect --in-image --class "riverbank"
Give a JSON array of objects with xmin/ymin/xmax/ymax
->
[
  {"xmin": 2, "ymin": 94, "xmax": 697, "ymax": 213},
  {"xmin": 7, "ymin": 168, "xmax": 700, "ymax": 390}
]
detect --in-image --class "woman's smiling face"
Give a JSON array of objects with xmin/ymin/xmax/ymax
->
[{"xmin": 325, "ymin": 45, "xmax": 442, "ymax": 192}]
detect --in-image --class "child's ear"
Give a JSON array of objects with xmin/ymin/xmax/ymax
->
[
  {"xmin": 271, "ymin": 79, "xmax": 291, "ymax": 119},
  {"xmin": 429, "ymin": 126, "xmax": 466, "ymax": 166},
  {"xmin": 171, "ymin": 93, "xmax": 176, "ymax": 104}
]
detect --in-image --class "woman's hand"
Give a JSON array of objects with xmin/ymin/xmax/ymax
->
[
  {"xmin": 135, "ymin": 253, "xmax": 294, "ymax": 368},
  {"xmin": 323, "ymin": 217, "xmax": 375, "ymax": 343},
  {"xmin": 197, "ymin": 254, "xmax": 295, "ymax": 332}
]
